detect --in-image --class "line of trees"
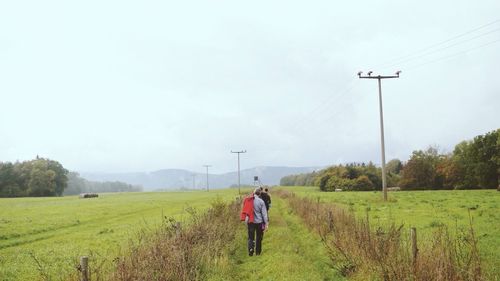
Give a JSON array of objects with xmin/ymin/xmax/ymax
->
[
  {"xmin": 0, "ymin": 157, "xmax": 143, "ymax": 197},
  {"xmin": 64, "ymin": 172, "xmax": 143, "ymax": 195},
  {"xmin": 280, "ymin": 160, "xmax": 402, "ymax": 192},
  {"xmin": 400, "ymin": 129, "xmax": 499, "ymax": 190},
  {"xmin": 0, "ymin": 157, "xmax": 68, "ymax": 197},
  {"xmin": 280, "ymin": 128, "xmax": 499, "ymax": 191}
]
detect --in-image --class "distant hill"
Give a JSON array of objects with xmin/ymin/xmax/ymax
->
[{"xmin": 80, "ymin": 166, "xmax": 321, "ymax": 191}]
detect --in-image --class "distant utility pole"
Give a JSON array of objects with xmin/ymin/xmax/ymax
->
[
  {"xmin": 202, "ymin": 165, "xmax": 211, "ymax": 192},
  {"xmin": 358, "ymin": 70, "xmax": 401, "ymax": 202},
  {"xmin": 231, "ymin": 150, "xmax": 247, "ymax": 196}
]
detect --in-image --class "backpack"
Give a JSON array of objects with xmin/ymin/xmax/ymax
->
[{"xmin": 240, "ymin": 196, "xmax": 255, "ymax": 223}]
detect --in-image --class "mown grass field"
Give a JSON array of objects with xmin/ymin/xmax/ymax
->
[
  {"xmin": 0, "ymin": 190, "xmax": 239, "ymax": 281},
  {"xmin": 281, "ymin": 186, "xmax": 500, "ymax": 279},
  {"xmin": 1, "ymin": 188, "xmax": 498, "ymax": 280}
]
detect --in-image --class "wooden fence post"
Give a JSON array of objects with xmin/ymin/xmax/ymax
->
[
  {"xmin": 175, "ymin": 222, "xmax": 182, "ymax": 236},
  {"xmin": 411, "ymin": 227, "xmax": 418, "ymax": 264},
  {"xmin": 80, "ymin": 256, "xmax": 89, "ymax": 281},
  {"xmin": 316, "ymin": 197, "xmax": 320, "ymax": 220},
  {"xmin": 328, "ymin": 210, "xmax": 333, "ymax": 231}
]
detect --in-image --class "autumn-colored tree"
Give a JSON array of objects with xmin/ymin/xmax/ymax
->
[
  {"xmin": 435, "ymin": 155, "xmax": 462, "ymax": 189},
  {"xmin": 400, "ymin": 147, "xmax": 443, "ymax": 189}
]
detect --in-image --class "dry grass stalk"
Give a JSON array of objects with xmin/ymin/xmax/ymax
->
[
  {"xmin": 66, "ymin": 199, "xmax": 240, "ymax": 281},
  {"xmin": 110, "ymin": 199, "xmax": 240, "ymax": 281},
  {"xmin": 276, "ymin": 190, "xmax": 483, "ymax": 281}
]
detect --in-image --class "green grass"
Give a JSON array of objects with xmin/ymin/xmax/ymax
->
[
  {"xmin": 280, "ymin": 186, "xmax": 500, "ymax": 279},
  {"xmin": 0, "ymin": 190, "xmax": 239, "ymax": 281},
  {"xmin": 207, "ymin": 197, "xmax": 345, "ymax": 281},
  {"xmin": 2, "ymin": 188, "xmax": 498, "ymax": 280}
]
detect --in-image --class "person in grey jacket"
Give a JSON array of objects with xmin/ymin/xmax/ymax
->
[{"xmin": 247, "ymin": 188, "xmax": 269, "ymax": 256}]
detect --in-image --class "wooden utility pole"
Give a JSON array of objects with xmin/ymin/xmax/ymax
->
[
  {"xmin": 231, "ymin": 150, "xmax": 247, "ymax": 196},
  {"xmin": 202, "ymin": 165, "xmax": 211, "ymax": 191}
]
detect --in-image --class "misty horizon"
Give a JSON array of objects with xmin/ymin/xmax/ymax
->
[{"xmin": 1, "ymin": 1, "xmax": 499, "ymax": 174}]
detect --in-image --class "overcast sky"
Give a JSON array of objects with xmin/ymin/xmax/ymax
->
[{"xmin": 1, "ymin": 0, "xmax": 499, "ymax": 174}]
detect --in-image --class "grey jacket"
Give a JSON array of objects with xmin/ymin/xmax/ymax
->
[{"xmin": 253, "ymin": 195, "xmax": 269, "ymax": 224}]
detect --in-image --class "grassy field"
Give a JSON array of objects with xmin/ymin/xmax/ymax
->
[
  {"xmin": 1, "ymin": 188, "xmax": 498, "ymax": 280},
  {"xmin": 281, "ymin": 186, "xmax": 500, "ymax": 279},
  {"xmin": 0, "ymin": 190, "xmax": 239, "ymax": 281}
]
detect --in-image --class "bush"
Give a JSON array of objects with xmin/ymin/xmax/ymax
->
[
  {"xmin": 325, "ymin": 176, "xmax": 355, "ymax": 191},
  {"xmin": 353, "ymin": 175, "xmax": 374, "ymax": 191},
  {"xmin": 319, "ymin": 174, "xmax": 332, "ymax": 191}
]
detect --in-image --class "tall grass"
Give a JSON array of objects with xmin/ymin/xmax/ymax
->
[
  {"xmin": 277, "ymin": 190, "xmax": 483, "ymax": 281},
  {"xmin": 68, "ymin": 198, "xmax": 240, "ymax": 281},
  {"xmin": 112, "ymin": 199, "xmax": 240, "ymax": 281}
]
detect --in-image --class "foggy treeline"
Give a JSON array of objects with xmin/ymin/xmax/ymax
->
[{"xmin": 63, "ymin": 172, "xmax": 143, "ymax": 195}]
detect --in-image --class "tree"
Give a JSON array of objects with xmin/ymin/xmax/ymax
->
[
  {"xmin": 64, "ymin": 172, "xmax": 86, "ymax": 195},
  {"xmin": 353, "ymin": 175, "xmax": 374, "ymax": 191},
  {"xmin": 45, "ymin": 159, "xmax": 68, "ymax": 196},
  {"xmin": 318, "ymin": 174, "xmax": 331, "ymax": 191},
  {"xmin": 0, "ymin": 162, "xmax": 21, "ymax": 197},
  {"xmin": 386, "ymin": 159, "xmax": 403, "ymax": 175},
  {"xmin": 63, "ymin": 172, "xmax": 143, "ymax": 195},
  {"xmin": 400, "ymin": 147, "xmax": 443, "ymax": 190},
  {"xmin": 453, "ymin": 129, "xmax": 499, "ymax": 189},
  {"xmin": 28, "ymin": 167, "xmax": 56, "ymax": 196},
  {"xmin": 278, "ymin": 129, "xmax": 499, "ymax": 192},
  {"xmin": 0, "ymin": 158, "xmax": 68, "ymax": 197}
]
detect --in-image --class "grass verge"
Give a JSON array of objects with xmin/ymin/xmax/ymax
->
[
  {"xmin": 207, "ymin": 197, "xmax": 346, "ymax": 281},
  {"xmin": 278, "ymin": 190, "xmax": 485, "ymax": 281}
]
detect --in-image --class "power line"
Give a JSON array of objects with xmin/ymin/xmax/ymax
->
[
  {"xmin": 294, "ymin": 86, "xmax": 359, "ymax": 136},
  {"xmin": 314, "ymin": 23, "xmax": 500, "ymax": 132},
  {"xmin": 290, "ymin": 79, "xmax": 358, "ymax": 133},
  {"xmin": 404, "ymin": 38, "xmax": 500, "ymax": 71},
  {"xmin": 288, "ymin": 81, "xmax": 354, "ymax": 131},
  {"xmin": 285, "ymin": 19, "xmax": 500, "ymax": 140},
  {"xmin": 377, "ymin": 18, "xmax": 500, "ymax": 69},
  {"xmin": 381, "ymin": 27, "xmax": 500, "ymax": 71},
  {"xmin": 289, "ymin": 21, "xmax": 500, "ymax": 136},
  {"xmin": 296, "ymin": 33, "xmax": 498, "ymax": 134}
]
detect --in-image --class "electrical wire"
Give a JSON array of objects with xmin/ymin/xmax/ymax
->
[
  {"xmin": 293, "ymin": 82, "xmax": 359, "ymax": 134},
  {"xmin": 285, "ymin": 19, "xmax": 500, "ymax": 136},
  {"xmin": 376, "ymin": 18, "xmax": 500, "ymax": 69},
  {"xmin": 380, "ymin": 27, "xmax": 500, "ymax": 71},
  {"xmin": 404, "ymin": 38, "xmax": 500, "ymax": 71},
  {"xmin": 287, "ymin": 78, "xmax": 357, "ymax": 132}
]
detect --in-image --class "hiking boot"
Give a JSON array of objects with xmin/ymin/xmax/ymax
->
[{"xmin": 249, "ymin": 248, "xmax": 254, "ymax": 256}]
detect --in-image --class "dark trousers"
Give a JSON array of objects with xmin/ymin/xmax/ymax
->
[{"xmin": 247, "ymin": 222, "xmax": 264, "ymax": 255}]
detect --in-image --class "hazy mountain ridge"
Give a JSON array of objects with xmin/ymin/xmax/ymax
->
[{"xmin": 80, "ymin": 166, "xmax": 321, "ymax": 191}]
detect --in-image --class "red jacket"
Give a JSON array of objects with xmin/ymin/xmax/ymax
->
[{"xmin": 240, "ymin": 196, "xmax": 255, "ymax": 223}]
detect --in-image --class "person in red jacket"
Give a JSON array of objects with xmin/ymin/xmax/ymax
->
[{"xmin": 241, "ymin": 188, "xmax": 269, "ymax": 256}]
